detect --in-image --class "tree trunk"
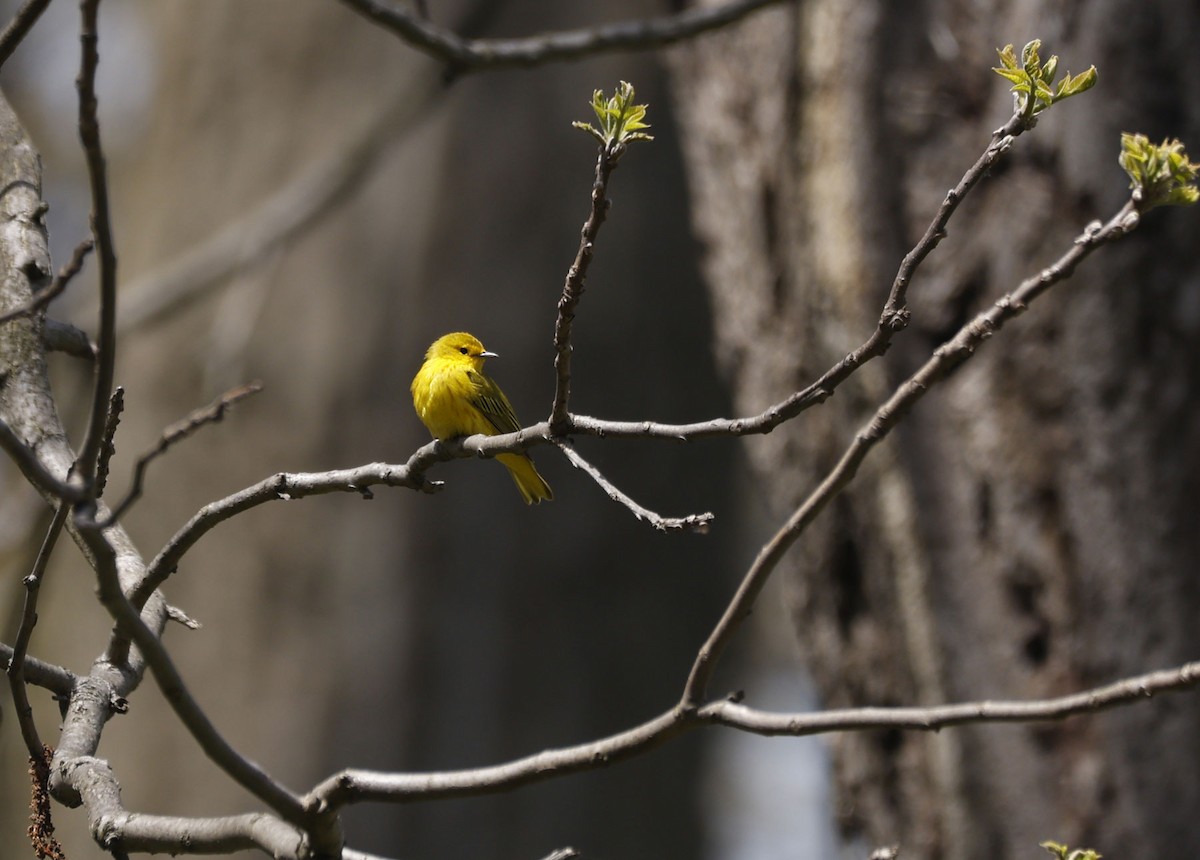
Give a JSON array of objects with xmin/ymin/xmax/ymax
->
[{"xmin": 668, "ymin": 2, "xmax": 1200, "ymax": 858}]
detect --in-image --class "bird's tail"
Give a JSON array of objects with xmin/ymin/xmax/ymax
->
[{"xmin": 497, "ymin": 453, "xmax": 553, "ymax": 505}]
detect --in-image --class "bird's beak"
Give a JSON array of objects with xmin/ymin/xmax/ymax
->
[{"xmin": 481, "ymin": 350, "xmax": 498, "ymax": 358}]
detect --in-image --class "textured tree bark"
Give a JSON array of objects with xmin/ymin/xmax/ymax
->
[{"xmin": 668, "ymin": 2, "xmax": 1200, "ymax": 858}]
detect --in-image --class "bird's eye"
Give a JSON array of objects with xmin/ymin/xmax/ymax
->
[{"xmin": 459, "ymin": 347, "xmax": 469, "ymax": 355}]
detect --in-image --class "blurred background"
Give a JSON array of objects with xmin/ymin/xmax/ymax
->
[
  {"xmin": 0, "ymin": 2, "xmax": 1197, "ymax": 860},
  {"xmin": 0, "ymin": 1, "xmax": 822, "ymax": 858}
]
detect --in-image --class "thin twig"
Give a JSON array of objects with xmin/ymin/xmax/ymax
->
[
  {"xmin": 549, "ymin": 141, "xmax": 621, "ymax": 431},
  {"xmin": 0, "ymin": 643, "xmax": 76, "ymax": 697},
  {"xmin": 555, "ymin": 440, "xmax": 712, "ymax": 533},
  {"xmin": 135, "ymin": 448, "xmax": 447, "ymax": 609},
  {"xmin": 74, "ymin": 0, "xmax": 119, "ymax": 493},
  {"xmin": 699, "ymin": 659, "xmax": 1200, "ymax": 733},
  {"xmin": 561, "ymin": 113, "xmax": 1032, "ymax": 444},
  {"xmin": 95, "ymin": 381, "xmax": 262, "ymax": 527},
  {"xmin": 102, "ymin": 383, "xmax": 260, "ymax": 666},
  {"xmin": 680, "ymin": 203, "xmax": 1139, "ymax": 705},
  {"xmin": 0, "ymin": 0, "xmax": 51, "ymax": 69},
  {"xmin": 306, "ymin": 708, "xmax": 689, "ymax": 808},
  {"xmin": 339, "ymin": 0, "xmax": 791, "ymax": 76},
  {"xmin": 7, "ymin": 502, "xmax": 70, "ymax": 760},
  {"xmin": 0, "ymin": 237, "xmax": 93, "ymax": 325}
]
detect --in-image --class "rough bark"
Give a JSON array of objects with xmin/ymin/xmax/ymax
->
[{"xmin": 668, "ymin": 1, "xmax": 1200, "ymax": 858}]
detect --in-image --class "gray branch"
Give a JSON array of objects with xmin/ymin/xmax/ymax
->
[{"xmin": 338, "ymin": 0, "xmax": 793, "ymax": 73}]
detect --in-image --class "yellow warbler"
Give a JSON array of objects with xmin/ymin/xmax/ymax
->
[{"xmin": 411, "ymin": 332, "xmax": 553, "ymax": 505}]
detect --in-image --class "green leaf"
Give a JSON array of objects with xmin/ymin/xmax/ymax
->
[
  {"xmin": 1057, "ymin": 66, "xmax": 1098, "ymax": 99},
  {"xmin": 995, "ymin": 43, "xmax": 1019, "ymax": 70},
  {"xmin": 1021, "ymin": 39, "xmax": 1043, "ymax": 75},
  {"xmin": 574, "ymin": 81, "xmax": 655, "ymax": 148},
  {"xmin": 1120, "ymin": 132, "xmax": 1200, "ymax": 210},
  {"xmin": 1040, "ymin": 54, "xmax": 1058, "ymax": 82},
  {"xmin": 993, "ymin": 39, "xmax": 1097, "ymax": 118}
]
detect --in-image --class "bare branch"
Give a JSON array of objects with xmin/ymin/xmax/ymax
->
[
  {"xmin": 0, "ymin": 643, "xmax": 77, "ymax": 697},
  {"xmin": 0, "ymin": 83, "xmax": 312, "ymax": 858},
  {"xmin": 42, "ymin": 318, "xmax": 97, "ymax": 359},
  {"xmin": 0, "ymin": 0, "xmax": 51, "ymax": 69},
  {"xmin": 70, "ymin": 521, "xmax": 313, "ymax": 829},
  {"xmin": 101, "ymin": 382, "xmax": 262, "ymax": 662},
  {"xmin": 338, "ymin": 0, "xmax": 792, "ymax": 75},
  {"xmin": 555, "ymin": 439, "xmax": 712, "ymax": 533},
  {"xmin": 306, "ymin": 708, "xmax": 689, "ymax": 810},
  {"xmin": 0, "ymin": 237, "xmax": 93, "ymax": 325},
  {"xmin": 65, "ymin": 755, "xmax": 309, "ymax": 857},
  {"xmin": 6, "ymin": 501, "xmax": 70, "ymax": 760},
  {"xmin": 96, "ymin": 381, "xmax": 262, "ymax": 527},
  {"xmin": 699, "ymin": 660, "xmax": 1200, "ymax": 734},
  {"xmin": 556, "ymin": 112, "xmax": 1033, "ymax": 445},
  {"xmin": 680, "ymin": 203, "xmax": 1140, "ymax": 705},
  {"xmin": 0, "ymin": 418, "xmax": 82, "ymax": 502},
  {"xmin": 136, "ymin": 449, "xmax": 444, "ymax": 608},
  {"xmin": 74, "ymin": 0, "xmax": 119, "ymax": 492},
  {"xmin": 307, "ymin": 659, "xmax": 1199, "ymax": 809},
  {"xmin": 549, "ymin": 140, "xmax": 621, "ymax": 430}
]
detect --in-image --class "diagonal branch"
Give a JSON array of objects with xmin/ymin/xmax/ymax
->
[
  {"xmin": 136, "ymin": 448, "xmax": 448, "ymax": 608},
  {"xmin": 681, "ymin": 202, "xmax": 1140, "ymax": 705},
  {"xmin": 6, "ymin": 501, "xmax": 71, "ymax": 760},
  {"xmin": 0, "ymin": 418, "xmax": 82, "ymax": 502},
  {"xmin": 0, "ymin": 238, "xmax": 93, "ymax": 325},
  {"xmin": 556, "ymin": 110, "xmax": 1035, "ymax": 445},
  {"xmin": 0, "ymin": 0, "xmax": 51, "ymax": 69},
  {"xmin": 96, "ymin": 382, "xmax": 262, "ymax": 527},
  {"xmin": 549, "ymin": 140, "xmax": 621, "ymax": 431},
  {"xmin": 555, "ymin": 439, "xmax": 713, "ymax": 532},
  {"xmin": 71, "ymin": 521, "xmax": 313, "ymax": 829}
]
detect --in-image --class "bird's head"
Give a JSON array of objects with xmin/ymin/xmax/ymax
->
[{"xmin": 425, "ymin": 332, "xmax": 497, "ymax": 369}]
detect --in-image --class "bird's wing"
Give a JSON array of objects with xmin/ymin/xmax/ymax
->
[{"xmin": 466, "ymin": 369, "xmax": 522, "ymax": 435}]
